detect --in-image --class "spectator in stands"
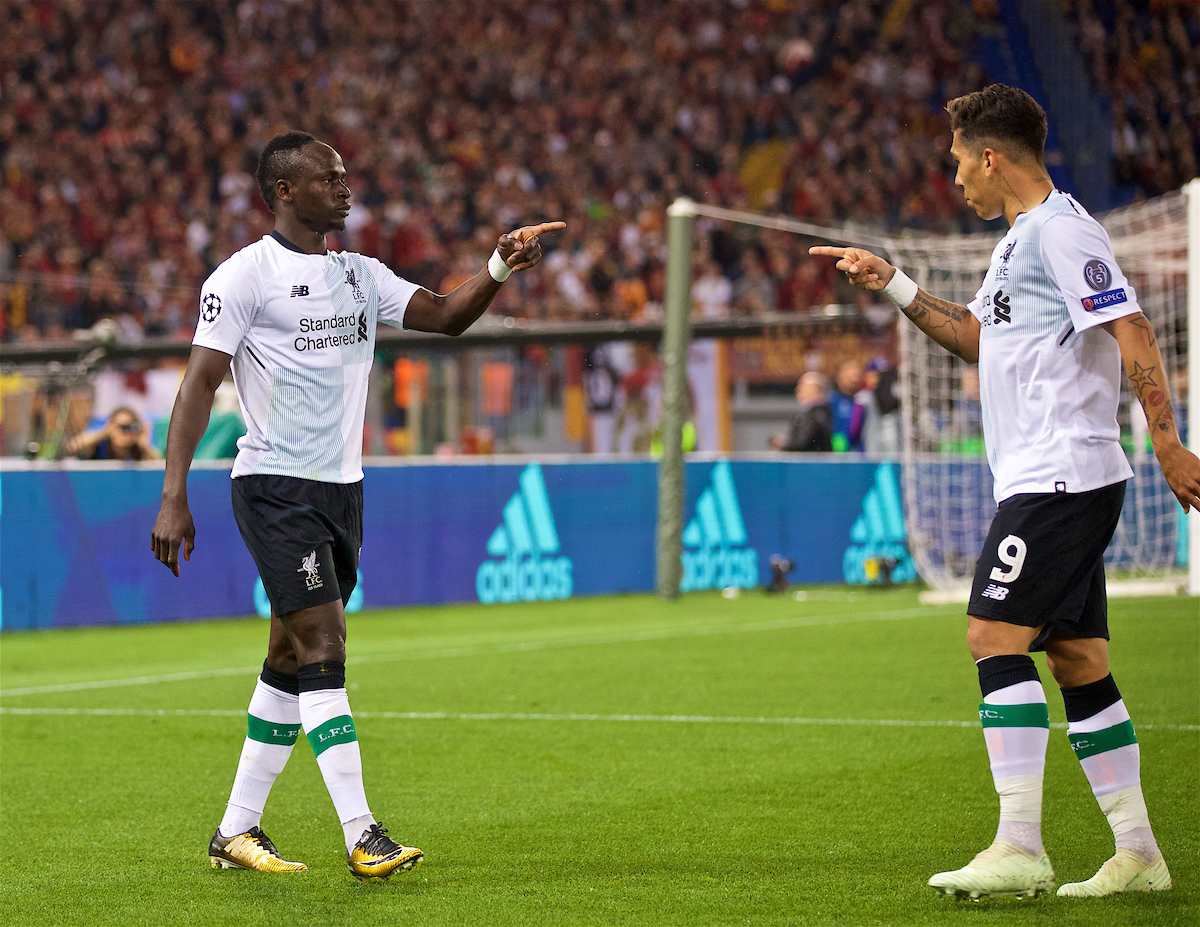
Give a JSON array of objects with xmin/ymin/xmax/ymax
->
[
  {"xmin": 777, "ymin": 256, "xmax": 835, "ymax": 314},
  {"xmin": 774, "ymin": 372, "xmax": 834, "ymax": 453},
  {"xmin": 67, "ymin": 406, "xmax": 161, "ymax": 461},
  {"xmin": 829, "ymin": 358, "xmax": 866, "ymax": 452},
  {"xmin": 616, "ymin": 343, "xmax": 661, "ymax": 454},
  {"xmin": 691, "ymin": 259, "xmax": 733, "ymax": 319},
  {"xmin": 731, "ymin": 250, "xmax": 777, "ymax": 317},
  {"xmin": 583, "ymin": 343, "xmax": 623, "ymax": 454},
  {"xmin": 857, "ymin": 357, "xmax": 901, "ymax": 456}
]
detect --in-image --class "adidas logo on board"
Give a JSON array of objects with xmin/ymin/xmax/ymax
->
[
  {"xmin": 476, "ymin": 463, "xmax": 573, "ymax": 604},
  {"xmin": 681, "ymin": 460, "xmax": 759, "ymax": 591},
  {"xmin": 842, "ymin": 462, "xmax": 916, "ymax": 584}
]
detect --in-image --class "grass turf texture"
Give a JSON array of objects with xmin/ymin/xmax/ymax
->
[{"xmin": 1, "ymin": 588, "xmax": 1196, "ymax": 926}]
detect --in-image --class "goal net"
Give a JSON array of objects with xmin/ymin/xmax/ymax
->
[
  {"xmin": 887, "ymin": 190, "xmax": 1190, "ymax": 591},
  {"xmin": 652, "ymin": 188, "xmax": 1193, "ymax": 597}
]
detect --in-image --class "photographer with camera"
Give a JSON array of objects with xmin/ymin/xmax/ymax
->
[{"xmin": 67, "ymin": 406, "xmax": 161, "ymax": 461}]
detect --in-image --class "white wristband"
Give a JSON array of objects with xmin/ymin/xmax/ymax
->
[
  {"xmin": 488, "ymin": 249, "xmax": 513, "ymax": 282},
  {"xmin": 882, "ymin": 267, "xmax": 919, "ymax": 309}
]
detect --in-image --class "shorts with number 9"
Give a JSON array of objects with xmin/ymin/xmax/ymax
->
[{"xmin": 967, "ymin": 481, "xmax": 1126, "ymax": 652}]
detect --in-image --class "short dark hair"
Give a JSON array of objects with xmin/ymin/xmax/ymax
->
[
  {"xmin": 256, "ymin": 130, "xmax": 319, "ymax": 208},
  {"xmin": 946, "ymin": 84, "xmax": 1047, "ymax": 164},
  {"xmin": 108, "ymin": 406, "xmax": 139, "ymax": 423}
]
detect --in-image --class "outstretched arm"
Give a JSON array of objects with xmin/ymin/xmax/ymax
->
[
  {"xmin": 404, "ymin": 221, "xmax": 566, "ymax": 336},
  {"xmin": 1104, "ymin": 312, "xmax": 1200, "ymax": 512},
  {"xmin": 810, "ymin": 246, "xmax": 981, "ymax": 364},
  {"xmin": 65, "ymin": 424, "xmax": 107, "ymax": 457},
  {"xmin": 151, "ymin": 345, "xmax": 231, "ymax": 575}
]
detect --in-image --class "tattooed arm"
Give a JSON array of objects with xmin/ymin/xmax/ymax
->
[
  {"xmin": 899, "ymin": 289, "xmax": 981, "ymax": 364},
  {"xmin": 809, "ymin": 246, "xmax": 980, "ymax": 363},
  {"xmin": 1103, "ymin": 312, "xmax": 1200, "ymax": 512}
]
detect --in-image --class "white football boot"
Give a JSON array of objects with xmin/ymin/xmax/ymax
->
[
  {"xmin": 929, "ymin": 840, "xmax": 1055, "ymax": 900},
  {"xmin": 1057, "ymin": 848, "xmax": 1171, "ymax": 897}
]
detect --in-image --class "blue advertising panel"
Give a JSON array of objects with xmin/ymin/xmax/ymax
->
[
  {"xmin": 678, "ymin": 459, "xmax": 914, "ymax": 592},
  {"xmin": 0, "ymin": 467, "xmax": 260, "ymax": 630},
  {"xmin": 0, "ymin": 458, "xmax": 909, "ymax": 631}
]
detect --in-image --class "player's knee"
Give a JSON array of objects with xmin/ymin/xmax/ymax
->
[
  {"xmin": 321, "ymin": 638, "xmax": 347, "ymax": 664},
  {"xmin": 965, "ymin": 616, "xmax": 996, "ymax": 660},
  {"xmin": 966, "ymin": 615, "xmax": 1033, "ymax": 661},
  {"xmin": 966, "ymin": 628, "xmax": 985, "ymax": 661},
  {"xmin": 1045, "ymin": 650, "xmax": 1085, "ymax": 686},
  {"xmin": 293, "ymin": 632, "xmax": 344, "ymax": 666},
  {"xmin": 1044, "ymin": 637, "xmax": 1109, "ymax": 687},
  {"xmin": 266, "ymin": 649, "xmax": 299, "ymax": 675}
]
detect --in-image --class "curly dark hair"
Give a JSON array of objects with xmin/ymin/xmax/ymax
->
[
  {"xmin": 946, "ymin": 84, "xmax": 1047, "ymax": 164},
  {"xmin": 255, "ymin": 130, "xmax": 319, "ymax": 208}
]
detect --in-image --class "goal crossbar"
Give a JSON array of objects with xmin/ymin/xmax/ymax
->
[{"xmin": 657, "ymin": 191, "xmax": 1198, "ymax": 598}]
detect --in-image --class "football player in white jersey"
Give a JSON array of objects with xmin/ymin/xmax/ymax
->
[
  {"xmin": 151, "ymin": 131, "xmax": 563, "ymax": 878},
  {"xmin": 812, "ymin": 85, "xmax": 1200, "ymax": 901}
]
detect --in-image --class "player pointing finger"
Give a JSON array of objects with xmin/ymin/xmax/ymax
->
[
  {"xmin": 152, "ymin": 130, "xmax": 567, "ymax": 881},
  {"xmin": 497, "ymin": 220, "xmax": 567, "ymax": 271},
  {"xmin": 808, "ymin": 245, "xmax": 896, "ymax": 291},
  {"xmin": 814, "ymin": 85, "xmax": 1188, "ymax": 903}
]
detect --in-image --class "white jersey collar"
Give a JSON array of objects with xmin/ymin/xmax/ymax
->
[{"xmin": 269, "ymin": 230, "xmax": 328, "ymax": 257}]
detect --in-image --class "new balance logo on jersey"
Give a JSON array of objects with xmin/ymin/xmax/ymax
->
[
  {"xmin": 290, "ymin": 285, "xmax": 310, "ymax": 297},
  {"xmin": 681, "ymin": 460, "xmax": 759, "ymax": 591},
  {"xmin": 993, "ymin": 290, "xmax": 1011, "ymax": 324},
  {"xmin": 476, "ymin": 463, "xmax": 573, "ymax": 604},
  {"xmin": 298, "ymin": 550, "xmax": 323, "ymax": 590},
  {"xmin": 357, "ymin": 311, "xmax": 368, "ymax": 343},
  {"xmin": 980, "ymin": 583, "xmax": 1009, "ymax": 601}
]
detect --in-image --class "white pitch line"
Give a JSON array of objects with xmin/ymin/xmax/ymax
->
[
  {"xmin": 0, "ymin": 605, "xmax": 950, "ymax": 697},
  {"xmin": 0, "ymin": 665, "xmax": 262, "ymax": 697},
  {"xmin": 0, "ymin": 707, "xmax": 244, "ymax": 718},
  {"xmin": 1, "ymin": 706, "xmax": 1195, "ymax": 732}
]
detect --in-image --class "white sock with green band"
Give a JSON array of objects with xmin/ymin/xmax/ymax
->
[
  {"xmin": 219, "ymin": 674, "xmax": 301, "ymax": 838},
  {"xmin": 976, "ymin": 656, "xmax": 1050, "ymax": 856},
  {"xmin": 297, "ymin": 662, "xmax": 376, "ymax": 853},
  {"xmin": 1062, "ymin": 674, "xmax": 1159, "ymax": 862}
]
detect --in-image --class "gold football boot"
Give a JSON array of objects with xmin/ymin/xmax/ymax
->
[
  {"xmin": 347, "ymin": 824, "xmax": 423, "ymax": 881},
  {"xmin": 208, "ymin": 827, "xmax": 307, "ymax": 872}
]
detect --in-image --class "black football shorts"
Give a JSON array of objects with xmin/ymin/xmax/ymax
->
[
  {"xmin": 232, "ymin": 474, "xmax": 363, "ymax": 617},
  {"xmin": 967, "ymin": 481, "xmax": 1126, "ymax": 651}
]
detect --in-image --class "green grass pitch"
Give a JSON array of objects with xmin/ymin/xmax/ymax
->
[{"xmin": 1, "ymin": 588, "xmax": 1196, "ymax": 926}]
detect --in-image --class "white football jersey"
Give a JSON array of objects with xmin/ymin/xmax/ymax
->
[
  {"xmin": 966, "ymin": 190, "xmax": 1138, "ymax": 502},
  {"xmin": 193, "ymin": 232, "xmax": 420, "ymax": 482}
]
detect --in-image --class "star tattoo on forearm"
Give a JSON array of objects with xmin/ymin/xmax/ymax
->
[{"xmin": 1128, "ymin": 361, "xmax": 1158, "ymax": 394}]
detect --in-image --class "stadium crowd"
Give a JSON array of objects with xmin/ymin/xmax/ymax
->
[
  {"xmin": 2, "ymin": 0, "xmax": 1196, "ymax": 459},
  {"xmin": 1066, "ymin": 0, "xmax": 1200, "ymax": 200},
  {"xmin": 3, "ymin": 1, "xmax": 1197, "ymax": 348},
  {"xmin": 2, "ymin": 0, "xmax": 997, "ymax": 344}
]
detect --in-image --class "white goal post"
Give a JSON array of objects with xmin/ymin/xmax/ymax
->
[{"xmin": 656, "ymin": 187, "xmax": 1197, "ymax": 597}]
